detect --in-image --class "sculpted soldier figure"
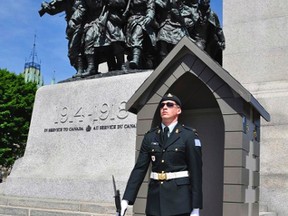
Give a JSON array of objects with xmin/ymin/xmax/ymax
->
[
  {"xmin": 102, "ymin": 0, "xmax": 126, "ymax": 71},
  {"xmin": 121, "ymin": 93, "xmax": 203, "ymax": 216},
  {"xmin": 39, "ymin": 0, "xmax": 85, "ymax": 76},
  {"xmin": 124, "ymin": 0, "xmax": 157, "ymax": 69},
  {"xmin": 68, "ymin": 0, "xmax": 103, "ymax": 76},
  {"xmin": 189, "ymin": 0, "xmax": 225, "ymax": 65},
  {"xmin": 71, "ymin": 0, "xmax": 126, "ymax": 76},
  {"xmin": 155, "ymin": 0, "xmax": 196, "ymax": 64},
  {"xmin": 181, "ymin": 1, "xmax": 199, "ymax": 37}
]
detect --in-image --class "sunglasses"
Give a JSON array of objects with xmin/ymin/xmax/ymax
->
[{"xmin": 160, "ymin": 102, "xmax": 177, "ymax": 108}]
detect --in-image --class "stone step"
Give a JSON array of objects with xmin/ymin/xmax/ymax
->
[
  {"xmin": 259, "ymin": 212, "xmax": 277, "ymax": 216},
  {"xmin": 259, "ymin": 202, "xmax": 277, "ymax": 216},
  {"xmin": 0, "ymin": 195, "xmax": 132, "ymax": 216},
  {"xmin": 0, "ymin": 204, "xmax": 126, "ymax": 216},
  {"xmin": 0, "ymin": 205, "xmax": 28, "ymax": 216}
]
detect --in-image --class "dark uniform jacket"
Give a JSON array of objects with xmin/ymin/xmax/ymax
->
[{"xmin": 123, "ymin": 123, "xmax": 203, "ymax": 216}]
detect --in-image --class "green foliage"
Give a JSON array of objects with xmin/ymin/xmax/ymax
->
[{"xmin": 0, "ymin": 68, "xmax": 37, "ymax": 168}]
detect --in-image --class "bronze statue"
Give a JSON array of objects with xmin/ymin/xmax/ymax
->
[{"xmin": 39, "ymin": 0, "xmax": 226, "ymax": 75}]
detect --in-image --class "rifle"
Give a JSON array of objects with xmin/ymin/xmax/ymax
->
[
  {"xmin": 123, "ymin": 0, "xmax": 132, "ymax": 18},
  {"xmin": 38, "ymin": 0, "xmax": 61, "ymax": 17},
  {"xmin": 97, "ymin": 5, "xmax": 109, "ymax": 34},
  {"xmin": 112, "ymin": 175, "xmax": 121, "ymax": 216},
  {"xmin": 39, "ymin": 1, "xmax": 49, "ymax": 16}
]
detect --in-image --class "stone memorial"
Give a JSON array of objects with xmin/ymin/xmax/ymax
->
[{"xmin": 0, "ymin": 71, "xmax": 151, "ymax": 205}]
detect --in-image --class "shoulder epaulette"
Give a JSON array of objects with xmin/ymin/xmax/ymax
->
[
  {"xmin": 182, "ymin": 125, "xmax": 199, "ymax": 136},
  {"xmin": 182, "ymin": 124, "xmax": 193, "ymax": 131},
  {"xmin": 146, "ymin": 126, "xmax": 160, "ymax": 134},
  {"xmin": 192, "ymin": 128, "xmax": 199, "ymax": 137}
]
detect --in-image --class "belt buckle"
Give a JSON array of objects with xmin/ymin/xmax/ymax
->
[{"xmin": 158, "ymin": 173, "xmax": 167, "ymax": 180}]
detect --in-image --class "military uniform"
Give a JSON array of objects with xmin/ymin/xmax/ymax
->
[{"xmin": 123, "ymin": 123, "xmax": 203, "ymax": 216}]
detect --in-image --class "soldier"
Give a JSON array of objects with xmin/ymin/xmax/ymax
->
[
  {"xmin": 121, "ymin": 93, "xmax": 203, "ymax": 216},
  {"xmin": 189, "ymin": 0, "xmax": 225, "ymax": 65},
  {"xmin": 124, "ymin": 0, "xmax": 157, "ymax": 69},
  {"xmin": 39, "ymin": 0, "xmax": 85, "ymax": 76}
]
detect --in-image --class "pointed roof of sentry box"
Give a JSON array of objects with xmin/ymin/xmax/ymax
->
[{"xmin": 126, "ymin": 36, "xmax": 270, "ymax": 122}]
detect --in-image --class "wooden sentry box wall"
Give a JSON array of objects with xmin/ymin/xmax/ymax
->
[{"xmin": 126, "ymin": 37, "xmax": 270, "ymax": 216}]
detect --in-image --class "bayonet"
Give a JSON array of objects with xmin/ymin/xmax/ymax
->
[{"xmin": 112, "ymin": 175, "xmax": 121, "ymax": 216}]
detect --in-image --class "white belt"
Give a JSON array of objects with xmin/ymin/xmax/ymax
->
[{"xmin": 150, "ymin": 171, "xmax": 189, "ymax": 181}]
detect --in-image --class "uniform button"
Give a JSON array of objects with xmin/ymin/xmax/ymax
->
[
  {"xmin": 175, "ymin": 148, "xmax": 178, "ymax": 151},
  {"xmin": 163, "ymin": 149, "xmax": 165, "ymax": 152},
  {"xmin": 152, "ymin": 149, "xmax": 155, "ymax": 152},
  {"xmin": 161, "ymin": 160, "xmax": 165, "ymax": 163},
  {"xmin": 160, "ymin": 182, "xmax": 163, "ymax": 184}
]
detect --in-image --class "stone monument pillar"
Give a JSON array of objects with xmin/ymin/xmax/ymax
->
[{"xmin": 223, "ymin": 1, "xmax": 288, "ymax": 215}]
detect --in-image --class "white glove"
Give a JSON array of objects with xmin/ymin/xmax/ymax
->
[
  {"xmin": 190, "ymin": 208, "xmax": 200, "ymax": 216},
  {"xmin": 120, "ymin": 199, "xmax": 128, "ymax": 216}
]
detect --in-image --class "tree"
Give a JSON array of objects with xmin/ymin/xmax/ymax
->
[{"xmin": 0, "ymin": 68, "xmax": 37, "ymax": 169}]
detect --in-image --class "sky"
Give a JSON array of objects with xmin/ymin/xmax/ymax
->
[{"xmin": 0, "ymin": 0, "xmax": 222, "ymax": 85}]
